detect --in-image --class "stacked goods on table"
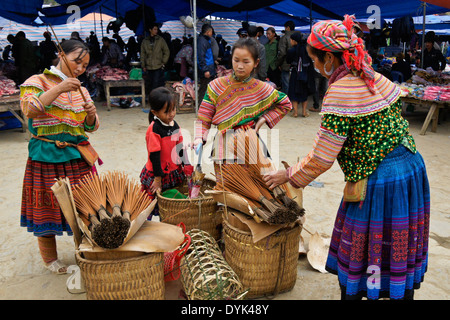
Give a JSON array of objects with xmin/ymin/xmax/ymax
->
[
  {"xmin": 409, "ymin": 68, "xmax": 450, "ymax": 86},
  {"xmin": 399, "ymin": 82, "xmax": 450, "ymax": 102},
  {"xmin": 86, "ymin": 64, "xmax": 129, "ymax": 81},
  {"xmin": 72, "ymin": 171, "xmax": 153, "ymax": 249},
  {"xmin": 0, "ymin": 75, "xmax": 19, "ymax": 97}
]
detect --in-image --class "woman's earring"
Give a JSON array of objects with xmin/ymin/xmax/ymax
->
[{"xmin": 324, "ymin": 60, "xmax": 335, "ymax": 76}]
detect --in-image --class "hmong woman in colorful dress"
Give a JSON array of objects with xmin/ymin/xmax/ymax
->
[
  {"xmin": 20, "ymin": 40, "xmax": 99, "ymax": 274},
  {"xmin": 192, "ymin": 38, "xmax": 292, "ymax": 182},
  {"xmin": 263, "ymin": 15, "xmax": 430, "ymax": 300}
]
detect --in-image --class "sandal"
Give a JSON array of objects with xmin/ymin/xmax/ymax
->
[
  {"xmin": 45, "ymin": 260, "xmax": 68, "ymax": 275},
  {"xmin": 302, "ymin": 113, "xmax": 310, "ymax": 118},
  {"xmin": 291, "ymin": 113, "xmax": 298, "ymax": 118}
]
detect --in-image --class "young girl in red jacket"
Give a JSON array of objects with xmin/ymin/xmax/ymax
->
[{"xmin": 140, "ymin": 87, "xmax": 193, "ymax": 219}]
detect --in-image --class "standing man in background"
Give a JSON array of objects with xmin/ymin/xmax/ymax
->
[
  {"xmin": 197, "ymin": 23, "xmax": 217, "ymax": 106},
  {"xmin": 277, "ymin": 20, "xmax": 296, "ymax": 94},
  {"xmin": 141, "ymin": 23, "xmax": 170, "ymax": 104}
]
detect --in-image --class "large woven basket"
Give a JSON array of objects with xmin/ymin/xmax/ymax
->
[
  {"xmin": 157, "ymin": 178, "xmax": 222, "ymax": 240},
  {"xmin": 222, "ymin": 214, "xmax": 302, "ymax": 299},
  {"xmin": 76, "ymin": 251, "xmax": 165, "ymax": 300}
]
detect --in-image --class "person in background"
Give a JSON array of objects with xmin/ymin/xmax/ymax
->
[
  {"xmin": 39, "ymin": 32, "xmax": 58, "ymax": 71},
  {"xmin": 247, "ymin": 26, "xmax": 267, "ymax": 81},
  {"xmin": 101, "ymin": 37, "xmax": 124, "ymax": 68},
  {"xmin": 197, "ymin": 23, "xmax": 217, "ymax": 106},
  {"xmin": 15, "ymin": 31, "xmax": 38, "ymax": 84},
  {"xmin": 391, "ymin": 52, "xmax": 412, "ymax": 82},
  {"xmin": 70, "ymin": 31, "xmax": 83, "ymax": 42},
  {"xmin": 286, "ymin": 32, "xmax": 315, "ymax": 118},
  {"xmin": 263, "ymin": 15, "xmax": 430, "ymax": 300},
  {"xmin": 140, "ymin": 23, "xmax": 170, "ymax": 101},
  {"xmin": 422, "ymin": 31, "xmax": 446, "ymax": 73},
  {"xmin": 265, "ymin": 27, "xmax": 281, "ymax": 88},
  {"xmin": 174, "ymin": 37, "xmax": 194, "ymax": 79},
  {"xmin": 125, "ymin": 36, "xmax": 139, "ymax": 64},
  {"xmin": 236, "ymin": 28, "xmax": 248, "ymax": 39},
  {"xmin": 277, "ymin": 20, "xmax": 296, "ymax": 94},
  {"xmin": 257, "ymin": 26, "xmax": 269, "ymax": 45}
]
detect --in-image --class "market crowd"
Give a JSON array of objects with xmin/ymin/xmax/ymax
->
[{"xmin": 1, "ymin": 21, "xmax": 449, "ymax": 109}]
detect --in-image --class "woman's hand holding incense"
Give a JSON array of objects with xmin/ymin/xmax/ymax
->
[
  {"xmin": 83, "ymin": 102, "xmax": 97, "ymax": 126},
  {"xmin": 58, "ymin": 78, "xmax": 82, "ymax": 94},
  {"xmin": 38, "ymin": 78, "xmax": 82, "ymax": 107},
  {"xmin": 263, "ymin": 169, "xmax": 289, "ymax": 190}
]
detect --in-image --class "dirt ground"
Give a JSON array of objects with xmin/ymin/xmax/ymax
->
[{"xmin": 0, "ymin": 97, "xmax": 448, "ymax": 300}]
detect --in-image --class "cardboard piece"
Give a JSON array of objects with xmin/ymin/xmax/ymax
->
[
  {"xmin": 228, "ymin": 209, "xmax": 285, "ymax": 243},
  {"xmin": 78, "ymin": 220, "xmax": 185, "ymax": 253},
  {"xmin": 205, "ymin": 190, "xmax": 262, "ymax": 223}
]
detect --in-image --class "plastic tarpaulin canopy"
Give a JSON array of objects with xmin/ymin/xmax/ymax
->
[
  {"xmin": 0, "ymin": 0, "xmax": 43, "ymax": 25},
  {"xmin": 0, "ymin": 0, "xmax": 448, "ymax": 27}
]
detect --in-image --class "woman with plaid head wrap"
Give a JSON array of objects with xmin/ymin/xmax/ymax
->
[{"xmin": 264, "ymin": 15, "xmax": 430, "ymax": 300}]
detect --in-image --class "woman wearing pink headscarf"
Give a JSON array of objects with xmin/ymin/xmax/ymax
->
[{"xmin": 264, "ymin": 15, "xmax": 430, "ymax": 300}]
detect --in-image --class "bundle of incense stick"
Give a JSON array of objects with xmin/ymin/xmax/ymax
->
[
  {"xmin": 72, "ymin": 171, "xmax": 154, "ymax": 249},
  {"xmin": 231, "ymin": 128, "xmax": 304, "ymax": 218},
  {"xmin": 216, "ymin": 163, "xmax": 294, "ymax": 224}
]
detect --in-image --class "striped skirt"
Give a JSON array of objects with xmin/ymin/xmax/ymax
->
[
  {"xmin": 20, "ymin": 158, "xmax": 93, "ymax": 237},
  {"xmin": 325, "ymin": 145, "xmax": 430, "ymax": 300}
]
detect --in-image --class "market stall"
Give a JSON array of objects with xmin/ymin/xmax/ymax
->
[
  {"xmin": 0, "ymin": 72, "xmax": 29, "ymax": 137},
  {"xmin": 86, "ymin": 64, "xmax": 145, "ymax": 111},
  {"xmin": 398, "ymin": 68, "xmax": 450, "ymax": 135}
]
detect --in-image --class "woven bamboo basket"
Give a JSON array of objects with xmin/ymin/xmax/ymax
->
[
  {"xmin": 222, "ymin": 214, "xmax": 302, "ymax": 299},
  {"xmin": 75, "ymin": 251, "xmax": 165, "ymax": 300},
  {"xmin": 157, "ymin": 178, "xmax": 222, "ymax": 240},
  {"xmin": 180, "ymin": 229, "xmax": 248, "ymax": 300}
]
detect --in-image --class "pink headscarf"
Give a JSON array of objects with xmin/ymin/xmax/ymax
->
[{"xmin": 307, "ymin": 15, "xmax": 376, "ymax": 93}]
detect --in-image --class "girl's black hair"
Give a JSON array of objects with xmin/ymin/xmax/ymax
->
[
  {"xmin": 60, "ymin": 39, "xmax": 90, "ymax": 62},
  {"xmin": 306, "ymin": 43, "xmax": 343, "ymax": 63},
  {"xmin": 231, "ymin": 38, "xmax": 260, "ymax": 75},
  {"xmin": 148, "ymin": 87, "xmax": 175, "ymax": 124}
]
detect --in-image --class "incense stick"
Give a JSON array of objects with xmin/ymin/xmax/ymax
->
[{"xmin": 48, "ymin": 24, "xmax": 87, "ymax": 103}]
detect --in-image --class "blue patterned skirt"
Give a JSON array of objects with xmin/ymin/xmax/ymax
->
[{"xmin": 325, "ymin": 145, "xmax": 430, "ymax": 300}]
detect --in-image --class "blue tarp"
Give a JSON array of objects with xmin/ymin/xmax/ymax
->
[{"xmin": 0, "ymin": 0, "xmax": 448, "ymax": 28}]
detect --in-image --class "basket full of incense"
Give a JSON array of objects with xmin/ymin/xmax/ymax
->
[
  {"xmin": 213, "ymin": 128, "xmax": 304, "ymax": 225},
  {"xmin": 157, "ymin": 178, "xmax": 222, "ymax": 240},
  {"xmin": 72, "ymin": 171, "xmax": 154, "ymax": 249}
]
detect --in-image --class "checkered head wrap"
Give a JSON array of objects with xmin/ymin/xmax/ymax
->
[{"xmin": 307, "ymin": 15, "xmax": 376, "ymax": 93}]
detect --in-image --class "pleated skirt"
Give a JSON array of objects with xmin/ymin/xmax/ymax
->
[
  {"xmin": 325, "ymin": 145, "xmax": 430, "ymax": 300},
  {"xmin": 20, "ymin": 158, "xmax": 93, "ymax": 237}
]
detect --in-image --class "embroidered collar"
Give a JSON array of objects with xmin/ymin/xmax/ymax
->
[{"xmin": 231, "ymin": 71, "xmax": 253, "ymax": 84}]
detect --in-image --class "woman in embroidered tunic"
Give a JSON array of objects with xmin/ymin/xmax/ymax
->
[
  {"xmin": 20, "ymin": 40, "xmax": 99, "ymax": 274},
  {"xmin": 192, "ymin": 38, "xmax": 292, "ymax": 182},
  {"xmin": 263, "ymin": 16, "xmax": 430, "ymax": 300}
]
